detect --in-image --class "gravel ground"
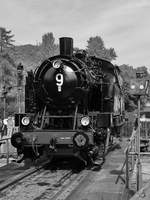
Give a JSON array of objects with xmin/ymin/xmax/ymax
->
[{"xmin": 0, "ymin": 169, "xmax": 76, "ymax": 200}]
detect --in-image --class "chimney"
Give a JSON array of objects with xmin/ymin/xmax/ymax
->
[{"xmin": 59, "ymin": 37, "xmax": 73, "ymax": 57}]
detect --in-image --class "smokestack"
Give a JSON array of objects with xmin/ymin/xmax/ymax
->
[{"xmin": 59, "ymin": 37, "xmax": 73, "ymax": 57}]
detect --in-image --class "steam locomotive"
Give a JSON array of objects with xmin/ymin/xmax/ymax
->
[{"xmin": 11, "ymin": 37, "xmax": 125, "ymax": 165}]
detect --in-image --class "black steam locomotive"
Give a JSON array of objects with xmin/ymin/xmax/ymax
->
[{"xmin": 11, "ymin": 37, "xmax": 125, "ymax": 165}]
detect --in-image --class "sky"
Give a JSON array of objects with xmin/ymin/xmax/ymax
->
[{"xmin": 0, "ymin": 0, "xmax": 150, "ymax": 68}]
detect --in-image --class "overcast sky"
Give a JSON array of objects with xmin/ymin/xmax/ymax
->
[{"xmin": 0, "ymin": 0, "xmax": 150, "ymax": 68}]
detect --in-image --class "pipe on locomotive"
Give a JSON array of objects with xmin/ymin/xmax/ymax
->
[{"xmin": 59, "ymin": 37, "xmax": 73, "ymax": 57}]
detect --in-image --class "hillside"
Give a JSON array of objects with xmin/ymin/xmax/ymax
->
[
  {"xmin": 8, "ymin": 45, "xmax": 42, "ymax": 71},
  {"xmin": 0, "ymin": 44, "xmax": 149, "ymax": 118}
]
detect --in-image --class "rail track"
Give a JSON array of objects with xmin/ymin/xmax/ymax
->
[
  {"xmin": 0, "ymin": 153, "xmax": 104, "ymax": 200},
  {"xmin": 0, "ymin": 160, "xmax": 90, "ymax": 200},
  {"xmin": 0, "ymin": 140, "xmax": 118, "ymax": 200},
  {"xmin": 0, "ymin": 160, "xmax": 50, "ymax": 192}
]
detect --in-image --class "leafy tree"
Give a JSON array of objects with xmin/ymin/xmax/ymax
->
[
  {"xmin": 39, "ymin": 32, "xmax": 59, "ymax": 60},
  {"xmin": 0, "ymin": 27, "xmax": 14, "ymax": 53},
  {"xmin": 86, "ymin": 36, "xmax": 117, "ymax": 61},
  {"xmin": 136, "ymin": 66, "xmax": 148, "ymax": 78},
  {"xmin": 0, "ymin": 53, "xmax": 16, "ymax": 118},
  {"xmin": 87, "ymin": 36, "xmax": 104, "ymax": 56},
  {"xmin": 0, "ymin": 56, "xmax": 15, "ymax": 86},
  {"xmin": 106, "ymin": 47, "xmax": 117, "ymax": 61}
]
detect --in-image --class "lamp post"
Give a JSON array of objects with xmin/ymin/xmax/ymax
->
[
  {"xmin": 17, "ymin": 63, "xmax": 24, "ymax": 113},
  {"xmin": 130, "ymin": 72, "xmax": 149, "ymax": 191},
  {"xmin": 137, "ymin": 94, "xmax": 142, "ymax": 191},
  {"xmin": 2, "ymin": 86, "xmax": 7, "ymax": 119}
]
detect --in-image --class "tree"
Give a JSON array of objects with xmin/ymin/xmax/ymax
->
[
  {"xmin": 86, "ymin": 36, "xmax": 117, "ymax": 61},
  {"xmin": 136, "ymin": 66, "xmax": 148, "ymax": 78},
  {"xmin": 0, "ymin": 27, "xmax": 14, "ymax": 53},
  {"xmin": 0, "ymin": 59, "xmax": 14, "ymax": 86},
  {"xmin": 39, "ymin": 32, "xmax": 59, "ymax": 60},
  {"xmin": 87, "ymin": 36, "xmax": 105, "ymax": 56},
  {"xmin": 106, "ymin": 47, "xmax": 117, "ymax": 61},
  {"xmin": 0, "ymin": 54, "xmax": 16, "ymax": 118}
]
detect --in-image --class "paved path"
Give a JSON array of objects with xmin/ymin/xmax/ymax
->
[
  {"xmin": 66, "ymin": 139, "xmax": 129, "ymax": 200},
  {"xmin": 130, "ymin": 156, "xmax": 150, "ymax": 200}
]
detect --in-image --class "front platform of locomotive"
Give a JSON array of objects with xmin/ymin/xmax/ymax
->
[{"xmin": 11, "ymin": 38, "xmax": 98, "ymax": 164}]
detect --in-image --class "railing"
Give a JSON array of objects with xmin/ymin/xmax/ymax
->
[
  {"xmin": 117, "ymin": 121, "xmax": 150, "ymax": 191},
  {"xmin": 0, "ymin": 137, "xmax": 17, "ymax": 165},
  {"xmin": 124, "ymin": 129, "xmax": 137, "ymax": 189},
  {"xmin": 115, "ymin": 128, "xmax": 136, "ymax": 188},
  {"xmin": 140, "ymin": 121, "xmax": 150, "ymax": 138}
]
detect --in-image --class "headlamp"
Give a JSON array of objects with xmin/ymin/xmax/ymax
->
[
  {"xmin": 21, "ymin": 117, "xmax": 30, "ymax": 126},
  {"xmin": 139, "ymin": 84, "xmax": 144, "ymax": 90},
  {"xmin": 130, "ymin": 84, "xmax": 135, "ymax": 89},
  {"xmin": 81, "ymin": 116, "xmax": 90, "ymax": 126},
  {"xmin": 53, "ymin": 60, "xmax": 62, "ymax": 69}
]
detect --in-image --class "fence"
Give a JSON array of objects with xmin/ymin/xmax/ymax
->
[
  {"xmin": 121, "ymin": 120, "xmax": 150, "ymax": 138},
  {"xmin": 121, "ymin": 121, "xmax": 134, "ymax": 137},
  {"xmin": 0, "ymin": 121, "xmax": 17, "ymax": 166},
  {"xmin": 117, "ymin": 120, "xmax": 150, "ymax": 192},
  {"xmin": 140, "ymin": 121, "xmax": 150, "ymax": 138},
  {"xmin": 0, "ymin": 137, "xmax": 17, "ymax": 165}
]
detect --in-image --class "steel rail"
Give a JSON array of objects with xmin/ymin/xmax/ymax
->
[
  {"xmin": 0, "ymin": 160, "xmax": 49, "ymax": 192},
  {"xmin": 0, "ymin": 136, "xmax": 117, "ymax": 198},
  {"xmin": 49, "ymin": 142, "xmax": 117, "ymax": 200},
  {"xmin": 50, "ymin": 170, "xmax": 90, "ymax": 200}
]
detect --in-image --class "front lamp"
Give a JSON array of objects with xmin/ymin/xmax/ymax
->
[
  {"xmin": 81, "ymin": 116, "xmax": 90, "ymax": 126},
  {"xmin": 130, "ymin": 84, "xmax": 135, "ymax": 90},
  {"xmin": 139, "ymin": 84, "xmax": 144, "ymax": 90},
  {"xmin": 21, "ymin": 117, "xmax": 30, "ymax": 126}
]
